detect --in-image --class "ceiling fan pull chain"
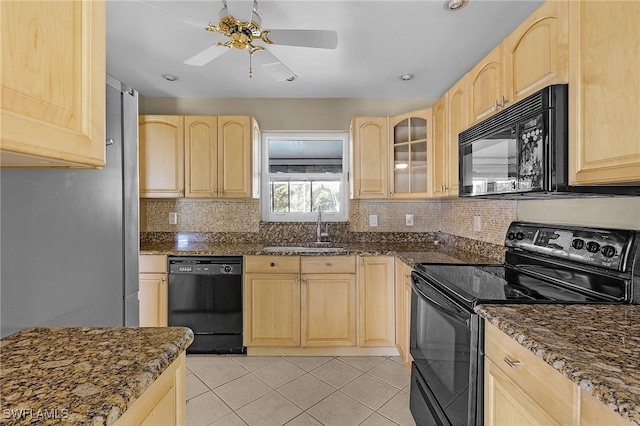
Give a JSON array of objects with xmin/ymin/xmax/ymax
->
[{"xmin": 249, "ymin": 51, "xmax": 253, "ymax": 79}]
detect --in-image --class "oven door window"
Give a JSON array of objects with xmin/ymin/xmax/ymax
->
[
  {"xmin": 460, "ymin": 125, "xmax": 517, "ymax": 196},
  {"xmin": 410, "ymin": 283, "xmax": 476, "ymax": 426}
]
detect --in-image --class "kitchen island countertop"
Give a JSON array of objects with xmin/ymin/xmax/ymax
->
[
  {"xmin": 476, "ymin": 304, "xmax": 640, "ymax": 425},
  {"xmin": 0, "ymin": 326, "xmax": 193, "ymax": 425}
]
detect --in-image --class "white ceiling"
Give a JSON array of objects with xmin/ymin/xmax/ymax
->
[{"xmin": 106, "ymin": 0, "xmax": 543, "ymax": 99}]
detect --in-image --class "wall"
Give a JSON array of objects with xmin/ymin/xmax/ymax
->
[
  {"xmin": 140, "ymin": 97, "xmax": 432, "ymax": 131},
  {"xmin": 143, "ymin": 198, "xmax": 517, "ymax": 247},
  {"xmin": 518, "ymin": 197, "xmax": 640, "ymax": 230}
]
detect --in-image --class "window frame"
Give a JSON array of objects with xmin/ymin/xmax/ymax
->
[{"xmin": 261, "ymin": 131, "xmax": 349, "ymax": 222}]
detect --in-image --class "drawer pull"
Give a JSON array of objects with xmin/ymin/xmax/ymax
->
[
  {"xmin": 326, "ymin": 262, "xmax": 332, "ymax": 267},
  {"xmin": 270, "ymin": 262, "xmax": 275, "ymax": 267},
  {"xmin": 503, "ymin": 357, "xmax": 522, "ymax": 369}
]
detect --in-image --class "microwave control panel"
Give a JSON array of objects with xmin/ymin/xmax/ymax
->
[{"xmin": 505, "ymin": 222, "xmax": 634, "ymax": 271}]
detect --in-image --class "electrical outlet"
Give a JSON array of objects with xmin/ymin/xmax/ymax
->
[
  {"xmin": 473, "ymin": 216, "xmax": 481, "ymax": 232},
  {"xmin": 369, "ymin": 214, "xmax": 378, "ymax": 227},
  {"xmin": 406, "ymin": 213, "xmax": 414, "ymax": 226},
  {"xmin": 169, "ymin": 212, "xmax": 177, "ymax": 225}
]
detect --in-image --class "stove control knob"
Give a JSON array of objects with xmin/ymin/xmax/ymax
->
[
  {"xmin": 572, "ymin": 239, "xmax": 585, "ymax": 250},
  {"xmin": 507, "ymin": 232, "xmax": 516, "ymax": 240},
  {"xmin": 516, "ymin": 232, "xmax": 525, "ymax": 240},
  {"xmin": 601, "ymin": 245, "xmax": 616, "ymax": 258},
  {"xmin": 586, "ymin": 241, "xmax": 601, "ymax": 253}
]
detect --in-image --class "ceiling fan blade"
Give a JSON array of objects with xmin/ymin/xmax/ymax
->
[
  {"xmin": 225, "ymin": 0, "xmax": 255, "ymax": 24},
  {"xmin": 184, "ymin": 44, "xmax": 229, "ymax": 66},
  {"xmin": 252, "ymin": 49, "xmax": 296, "ymax": 82},
  {"xmin": 263, "ymin": 30, "xmax": 338, "ymax": 49}
]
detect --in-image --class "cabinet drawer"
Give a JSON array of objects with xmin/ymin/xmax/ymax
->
[
  {"xmin": 301, "ymin": 256, "xmax": 356, "ymax": 274},
  {"xmin": 139, "ymin": 255, "xmax": 167, "ymax": 273},
  {"xmin": 245, "ymin": 255, "xmax": 300, "ymax": 274},
  {"xmin": 485, "ymin": 322, "xmax": 577, "ymax": 425}
]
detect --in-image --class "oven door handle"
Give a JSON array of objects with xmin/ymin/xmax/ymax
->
[{"xmin": 412, "ymin": 282, "xmax": 471, "ymax": 326}]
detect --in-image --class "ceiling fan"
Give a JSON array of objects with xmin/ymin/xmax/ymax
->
[{"xmin": 183, "ymin": 0, "xmax": 338, "ymax": 81}]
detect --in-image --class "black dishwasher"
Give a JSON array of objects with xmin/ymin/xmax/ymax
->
[{"xmin": 168, "ymin": 256, "xmax": 245, "ymax": 354}]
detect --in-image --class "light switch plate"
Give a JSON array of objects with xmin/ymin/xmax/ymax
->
[
  {"xmin": 473, "ymin": 216, "xmax": 481, "ymax": 232},
  {"xmin": 406, "ymin": 214, "xmax": 414, "ymax": 227},
  {"xmin": 369, "ymin": 214, "xmax": 378, "ymax": 227},
  {"xmin": 169, "ymin": 212, "xmax": 178, "ymax": 225}
]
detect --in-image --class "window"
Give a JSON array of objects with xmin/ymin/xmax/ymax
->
[{"xmin": 261, "ymin": 132, "xmax": 349, "ymax": 222}]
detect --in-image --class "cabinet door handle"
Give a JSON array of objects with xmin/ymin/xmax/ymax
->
[
  {"xmin": 503, "ymin": 357, "xmax": 522, "ymax": 369},
  {"xmin": 500, "ymin": 96, "xmax": 509, "ymax": 108},
  {"xmin": 493, "ymin": 99, "xmax": 499, "ymax": 111},
  {"xmin": 301, "ymin": 279, "xmax": 306, "ymax": 286}
]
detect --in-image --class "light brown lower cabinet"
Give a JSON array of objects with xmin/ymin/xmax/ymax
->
[
  {"xmin": 394, "ymin": 258, "xmax": 413, "ymax": 369},
  {"xmin": 244, "ymin": 255, "xmax": 365, "ymax": 349},
  {"xmin": 359, "ymin": 256, "xmax": 395, "ymax": 347},
  {"xmin": 301, "ymin": 257, "xmax": 357, "ymax": 347},
  {"xmin": 139, "ymin": 255, "xmax": 168, "ymax": 327},
  {"xmin": 485, "ymin": 322, "xmax": 632, "ymax": 426},
  {"xmin": 113, "ymin": 352, "xmax": 186, "ymax": 425}
]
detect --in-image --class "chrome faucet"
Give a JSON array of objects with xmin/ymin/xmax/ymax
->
[
  {"xmin": 316, "ymin": 208, "xmax": 323, "ymax": 243},
  {"xmin": 316, "ymin": 208, "xmax": 330, "ymax": 243}
]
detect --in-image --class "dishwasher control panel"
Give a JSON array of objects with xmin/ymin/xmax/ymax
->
[{"xmin": 168, "ymin": 256, "xmax": 242, "ymax": 275}]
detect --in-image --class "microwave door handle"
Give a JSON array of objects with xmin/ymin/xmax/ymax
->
[{"xmin": 412, "ymin": 283, "xmax": 471, "ymax": 326}]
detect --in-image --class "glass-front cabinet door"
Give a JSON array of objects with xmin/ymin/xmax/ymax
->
[{"xmin": 389, "ymin": 109, "xmax": 431, "ymax": 198}]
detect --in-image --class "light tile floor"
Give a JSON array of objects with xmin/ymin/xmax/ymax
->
[{"xmin": 186, "ymin": 355, "xmax": 417, "ymax": 426}]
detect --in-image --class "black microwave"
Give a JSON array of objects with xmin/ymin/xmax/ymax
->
[{"xmin": 458, "ymin": 84, "xmax": 639, "ymax": 198}]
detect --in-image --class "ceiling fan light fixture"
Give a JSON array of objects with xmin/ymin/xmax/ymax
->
[
  {"xmin": 161, "ymin": 74, "xmax": 178, "ymax": 82},
  {"xmin": 444, "ymin": 0, "xmax": 468, "ymax": 11},
  {"xmin": 400, "ymin": 73, "xmax": 414, "ymax": 81}
]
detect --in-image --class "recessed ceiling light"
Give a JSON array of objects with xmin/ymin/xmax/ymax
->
[
  {"xmin": 161, "ymin": 74, "xmax": 178, "ymax": 82},
  {"xmin": 400, "ymin": 73, "xmax": 414, "ymax": 81},
  {"xmin": 443, "ymin": 0, "xmax": 468, "ymax": 11}
]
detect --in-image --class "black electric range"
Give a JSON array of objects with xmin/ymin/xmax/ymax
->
[{"xmin": 409, "ymin": 222, "xmax": 640, "ymax": 426}]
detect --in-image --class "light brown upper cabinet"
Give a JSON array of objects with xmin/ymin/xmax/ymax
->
[
  {"xmin": 217, "ymin": 115, "xmax": 257, "ymax": 198},
  {"xmin": 431, "ymin": 95, "xmax": 449, "ymax": 198},
  {"xmin": 139, "ymin": 116, "xmax": 185, "ymax": 198},
  {"xmin": 350, "ymin": 116, "xmax": 389, "ymax": 199},
  {"xmin": 568, "ymin": 0, "xmax": 640, "ymax": 185},
  {"xmin": 432, "ymin": 74, "xmax": 466, "ymax": 198},
  {"xmin": 503, "ymin": 0, "xmax": 568, "ymax": 105},
  {"xmin": 0, "ymin": 1, "xmax": 106, "ymax": 168},
  {"xmin": 469, "ymin": 45, "xmax": 506, "ymax": 125},
  {"xmin": 469, "ymin": 0, "xmax": 568, "ymax": 125},
  {"xmin": 184, "ymin": 116, "xmax": 217, "ymax": 198},
  {"xmin": 389, "ymin": 109, "xmax": 431, "ymax": 198},
  {"xmin": 446, "ymin": 74, "xmax": 469, "ymax": 197},
  {"xmin": 139, "ymin": 115, "xmax": 259, "ymax": 198}
]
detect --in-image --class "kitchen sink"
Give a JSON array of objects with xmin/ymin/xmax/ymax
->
[{"xmin": 262, "ymin": 246, "xmax": 346, "ymax": 253}]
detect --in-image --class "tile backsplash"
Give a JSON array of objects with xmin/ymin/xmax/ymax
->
[{"xmin": 143, "ymin": 198, "xmax": 516, "ymax": 247}]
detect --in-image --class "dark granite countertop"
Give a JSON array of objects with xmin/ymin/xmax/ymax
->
[
  {"xmin": 0, "ymin": 327, "xmax": 193, "ymax": 425},
  {"xmin": 476, "ymin": 304, "xmax": 640, "ymax": 425},
  {"xmin": 140, "ymin": 241, "xmax": 500, "ymax": 266}
]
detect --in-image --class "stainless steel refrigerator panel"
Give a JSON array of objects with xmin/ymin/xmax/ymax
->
[{"xmin": 124, "ymin": 292, "xmax": 139, "ymax": 327}]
